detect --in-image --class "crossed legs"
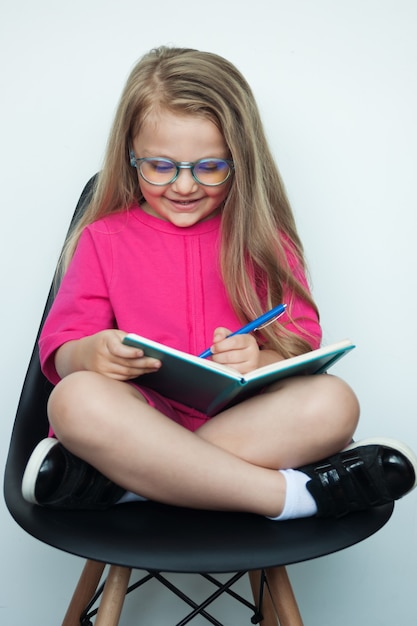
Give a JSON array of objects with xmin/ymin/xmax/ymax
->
[{"xmin": 46, "ymin": 371, "xmax": 359, "ymax": 518}]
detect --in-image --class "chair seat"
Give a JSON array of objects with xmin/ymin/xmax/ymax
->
[{"xmin": 7, "ymin": 495, "xmax": 393, "ymax": 573}]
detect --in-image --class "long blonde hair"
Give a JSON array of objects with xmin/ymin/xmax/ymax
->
[{"xmin": 60, "ymin": 46, "xmax": 318, "ymax": 357}]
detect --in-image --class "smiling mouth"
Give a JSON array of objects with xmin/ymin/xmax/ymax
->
[{"xmin": 169, "ymin": 198, "xmax": 201, "ymax": 208}]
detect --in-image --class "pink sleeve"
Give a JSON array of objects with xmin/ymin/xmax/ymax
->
[
  {"xmin": 280, "ymin": 242, "xmax": 322, "ymax": 350},
  {"xmin": 39, "ymin": 227, "xmax": 114, "ymax": 384}
]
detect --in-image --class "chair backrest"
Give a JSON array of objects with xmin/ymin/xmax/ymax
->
[{"xmin": 4, "ymin": 175, "xmax": 97, "ymax": 528}]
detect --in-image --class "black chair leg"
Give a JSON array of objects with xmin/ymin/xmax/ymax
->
[
  {"xmin": 249, "ymin": 567, "xmax": 304, "ymax": 626},
  {"xmin": 249, "ymin": 570, "xmax": 279, "ymax": 626}
]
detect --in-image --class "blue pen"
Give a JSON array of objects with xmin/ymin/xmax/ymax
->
[{"xmin": 198, "ymin": 303, "xmax": 287, "ymax": 359}]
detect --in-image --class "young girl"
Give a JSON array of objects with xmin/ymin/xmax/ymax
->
[{"xmin": 22, "ymin": 46, "xmax": 416, "ymax": 519}]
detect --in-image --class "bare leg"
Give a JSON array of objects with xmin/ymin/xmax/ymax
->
[
  {"xmin": 197, "ymin": 374, "xmax": 359, "ymax": 468},
  {"xmin": 47, "ymin": 371, "xmax": 359, "ymax": 518}
]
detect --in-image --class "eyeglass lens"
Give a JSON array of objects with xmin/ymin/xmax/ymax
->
[{"xmin": 139, "ymin": 158, "xmax": 232, "ymax": 185}]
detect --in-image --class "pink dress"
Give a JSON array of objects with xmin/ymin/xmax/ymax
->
[{"xmin": 40, "ymin": 205, "xmax": 321, "ymax": 430}]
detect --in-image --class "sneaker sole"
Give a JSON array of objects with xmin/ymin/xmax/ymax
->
[
  {"xmin": 344, "ymin": 437, "xmax": 417, "ymax": 490},
  {"xmin": 21, "ymin": 438, "xmax": 59, "ymax": 504}
]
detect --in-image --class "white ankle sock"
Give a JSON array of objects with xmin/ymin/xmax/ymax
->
[
  {"xmin": 116, "ymin": 491, "xmax": 148, "ymax": 505},
  {"xmin": 267, "ymin": 469, "xmax": 317, "ymax": 521}
]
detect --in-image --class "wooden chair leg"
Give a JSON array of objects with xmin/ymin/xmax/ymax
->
[
  {"xmin": 62, "ymin": 559, "xmax": 106, "ymax": 626},
  {"xmin": 94, "ymin": 565, "xmax": 132, "ymax": 626},
  {"xmin": 264, "ymin": 566, "xmax": 304, "ymax": 626},
  {"xmin": 249, "ymin": 570, "xmax": 279, "ymax": 626}
]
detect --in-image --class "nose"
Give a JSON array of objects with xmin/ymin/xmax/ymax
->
[{"xmin": 170, "ymin": 166, "xmax": 199, "ymax": 194}]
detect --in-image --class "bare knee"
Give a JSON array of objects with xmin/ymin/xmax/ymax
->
[
  {"xmin": 313, "ymin": 374, "xmax": 360, "ymax": 447},
  {"xmin": 47, "ymin": 371, "xmax": 114, "ymax": 446},
  {"xmin": 48, "ymin": 371, "xmax": 148, "ymax": 450},
  {"xmin": 266, "ymin": 373, "xmax": 360, "ymax": 455}
]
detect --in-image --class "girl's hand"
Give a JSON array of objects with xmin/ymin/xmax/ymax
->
[
  {"xmin": 209, "ymin": 327, "xmax": 261, "ymax": 374},
  {"xmin": 55, "ymin": 329, "xmax": 162, "ymax": 380}
]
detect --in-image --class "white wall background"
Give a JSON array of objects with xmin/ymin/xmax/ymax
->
[{"xmin": 1, "ymin": 1, "xmax": 416, "ymax": 624}]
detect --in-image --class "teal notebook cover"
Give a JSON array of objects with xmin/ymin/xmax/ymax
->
[{"xmin": 122, "ymin": 335, "xmax": 355, "ymax": 417}]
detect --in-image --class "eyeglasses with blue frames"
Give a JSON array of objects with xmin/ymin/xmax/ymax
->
[{"xmin": 130, "ymin": 151, "xmax": 234, "ymax": 187}]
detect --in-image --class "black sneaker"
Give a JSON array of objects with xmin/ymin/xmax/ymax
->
[
  {"xmin": 298, "ymin": 438, "xmax": 417, "ymax": 518},
  {"xmin": 21, "ymin": 438, "xmax": 126, "ymax": 510}
]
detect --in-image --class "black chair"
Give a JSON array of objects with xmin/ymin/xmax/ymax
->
[{"xmin": 4, "ymin": 177, "xmax": 394, "ymax": 626}]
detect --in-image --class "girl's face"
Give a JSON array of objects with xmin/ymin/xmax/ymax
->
[{"xmin": 131, "ymin": 110, "xmax": 232, "ymax": 228}]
